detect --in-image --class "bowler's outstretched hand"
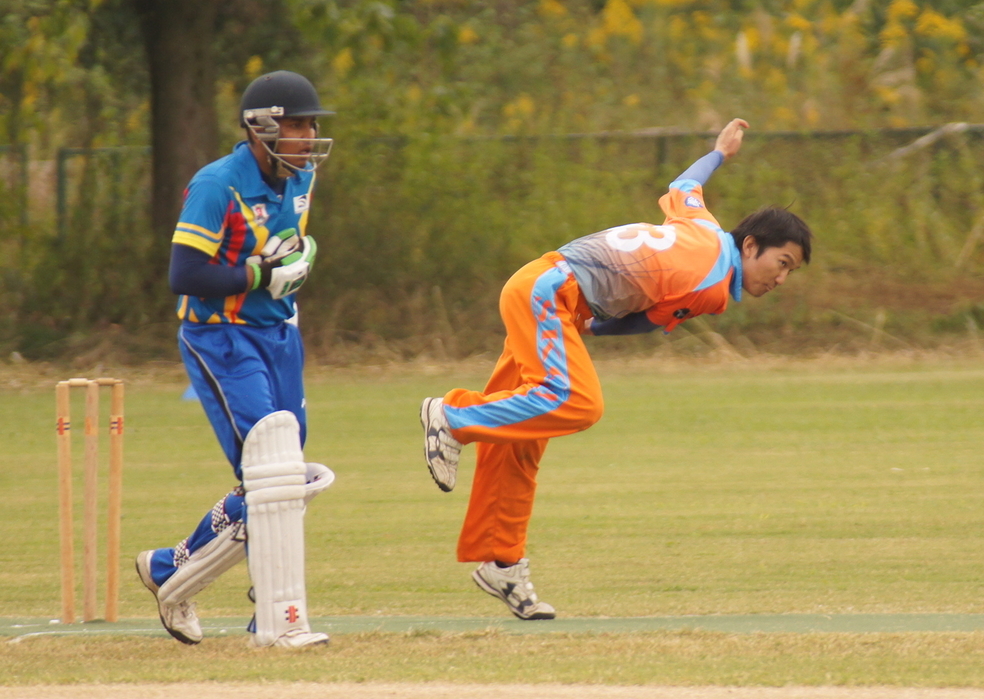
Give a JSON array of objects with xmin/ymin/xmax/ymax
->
[{"xmin": 715, "ymin": 118, "xmax": 749, "ymax": 160}]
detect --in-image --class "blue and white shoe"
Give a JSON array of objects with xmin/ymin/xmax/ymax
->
[
  {"xmin": 420, "ymin": 397, "xmax": 462, "ymax": 492},
  {"xmin": 472, "ymin": 558, "xmax": 556, "ymax": 620}
]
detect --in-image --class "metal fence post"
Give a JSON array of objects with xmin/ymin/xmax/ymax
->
[
  {"xmin": 57, "ymin": 147, "xmax": 69, "ymax": 243},
  {"xmin": 19, "ymin": 143, "xmax": 27, "ymax": 227}
]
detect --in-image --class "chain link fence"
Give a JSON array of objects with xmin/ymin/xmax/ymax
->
[{"xmin": 5, "ymin": 125, "xmax": 984, "ymax": 360}]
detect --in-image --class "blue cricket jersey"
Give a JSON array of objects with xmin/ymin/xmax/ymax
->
[{"xmin": 171, "ymin": 141, "xmax": 318, "ymax": 327}]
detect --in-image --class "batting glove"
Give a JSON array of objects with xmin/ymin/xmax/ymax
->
[
  {"xmin": 245, "ymin": 228, "xmax": 301, "ymax": 267},
  {"xmin": 249, "ymin": 235, "xmax": 317, "ymax": 300}
]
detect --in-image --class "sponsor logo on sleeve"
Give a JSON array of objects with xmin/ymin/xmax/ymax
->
[
  {"xmin": 293, "ymin": 194, "xmax": 310, "ymax": 214},
  {"xmin": 684, "ymin": 196, "xmax": 703, "ymax": 208}
]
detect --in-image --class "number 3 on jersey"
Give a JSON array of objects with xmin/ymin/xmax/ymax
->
[{"xmin": 605, "ymin": 224, "xmax": 677, "ymax": 252}]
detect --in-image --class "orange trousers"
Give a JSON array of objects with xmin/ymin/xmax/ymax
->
[{"xmin": 443, "ymin": 252, "xmax": 604, "ymax": 564}]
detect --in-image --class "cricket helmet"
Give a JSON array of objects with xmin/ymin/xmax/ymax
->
[{"xmin": 241, "ymin": 70, "xmax": 334, "ymax": 174}]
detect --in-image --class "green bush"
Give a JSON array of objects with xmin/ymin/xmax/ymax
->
[{"xmin": 12, "ymin": 127, "xmax": 984, "ymax": 360}]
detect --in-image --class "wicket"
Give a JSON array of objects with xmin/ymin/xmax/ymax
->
[{"xmin": 55, "ymin": 377, "xmax": 124, "ymax": 624}]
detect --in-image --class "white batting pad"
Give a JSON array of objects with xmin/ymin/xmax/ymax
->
[
  {"xmin": 158, "ymin": 523, "xmax": 247, "ymax": 606},
  {"xmin": 241, "ymin": 411, "xmax": 311, "ymax": 647}
]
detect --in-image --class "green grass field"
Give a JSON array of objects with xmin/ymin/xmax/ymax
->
[{"xmin": 4, "ymin": 354, "xmax": 984, "ymax": 685}]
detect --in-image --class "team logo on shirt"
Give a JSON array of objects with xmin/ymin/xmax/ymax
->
[
  {"xmin": 293, "ymin": 194, "xmax": 310, "ymax": 214},
  {"xmin": 684, "ymin": 196, "xmax": 703, "ymax": 208},
  {"xmin": 674, "ymin": 308, "xmax": 691, "ymax": 319},
  {"xmin": 251, "ymin": 204, "xmax": 269, "ymax": 225}
]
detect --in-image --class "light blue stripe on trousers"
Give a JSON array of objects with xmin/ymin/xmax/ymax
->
[{"xmin": 446, "ymin": 263, "xmax": 573, "ymax": 430}]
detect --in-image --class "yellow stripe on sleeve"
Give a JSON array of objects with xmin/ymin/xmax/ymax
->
[
  {"xmin": 172, "ymin": 232, "xmax": 220, "ymax": 256},
  {"xmin": 174, "ymin": 222, "xmax": 223, "ymax": 242}
]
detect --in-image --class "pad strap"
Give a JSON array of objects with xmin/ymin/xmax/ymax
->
[{"xmin": 304, "ymin": 462, "xmax": 335, "ymax": 505}]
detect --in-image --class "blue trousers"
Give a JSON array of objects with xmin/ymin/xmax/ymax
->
[{"xmin": 149, "ymin": 321, "xmax": 306, "ymax": 587}]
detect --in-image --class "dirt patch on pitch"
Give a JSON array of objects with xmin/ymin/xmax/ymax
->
[{"xmin": 3, "ymin": 684, "xmax": 984, "ymax": 699}]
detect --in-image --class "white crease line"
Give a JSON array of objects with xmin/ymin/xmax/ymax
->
[{"xmin": 7, "ymin": 627, "xmax": 167, "ymax": 643}]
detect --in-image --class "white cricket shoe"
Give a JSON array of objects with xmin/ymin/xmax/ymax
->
[
  {"xmin": 250, "ymin": 629, "xmax": 330, "ymax": 648},
  {"xmin": 420, "ymin": 397, "xmax": 462, "ymax": 492},
  {"xmin": 472, "ymin": 558, "xmax": 556, "ymax": 620},
  {"xmin": 135, "ymin": 549, "xmax": 204, "ymax": 645}
]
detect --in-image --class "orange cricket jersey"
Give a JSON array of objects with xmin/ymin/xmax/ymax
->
[{"xmin": 556, "ymin": 178, "xmax": 742, "ymax": 331}]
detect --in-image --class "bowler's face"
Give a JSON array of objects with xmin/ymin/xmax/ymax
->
[{"xmin": 740, "ymin": 240, "xmax": 804, "ymax": 298}]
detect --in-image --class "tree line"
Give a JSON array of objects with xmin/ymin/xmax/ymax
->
[{"xmin": 2, "ymin": 0, "xmax": 983, "ymax": 361}]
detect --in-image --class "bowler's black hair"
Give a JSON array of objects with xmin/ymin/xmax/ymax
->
[{"xmin": 730, "ymin": 207, "xmax": 812, "ymax": 264}]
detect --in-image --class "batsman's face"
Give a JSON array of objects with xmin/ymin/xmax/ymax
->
[
  {"xmin": 740, "ymin": 239, "xmax": 804, "ymax": 298},
  {"xmin": 275, "ymin": 116, "xmax": 319, "ymax": 170}
]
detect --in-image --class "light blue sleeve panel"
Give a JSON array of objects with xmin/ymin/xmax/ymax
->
[{"xmin": 674, "ymin": 150, "xmax": 724, "ymax": 187}]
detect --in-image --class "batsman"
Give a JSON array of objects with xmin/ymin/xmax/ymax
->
[
  {"xmin": 136, "ymin": 71, "xmax": 335, "ymax": 647},
  {"xmin": 420, "ymin": 118, "xmax": 813, "ymax": 620}
]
